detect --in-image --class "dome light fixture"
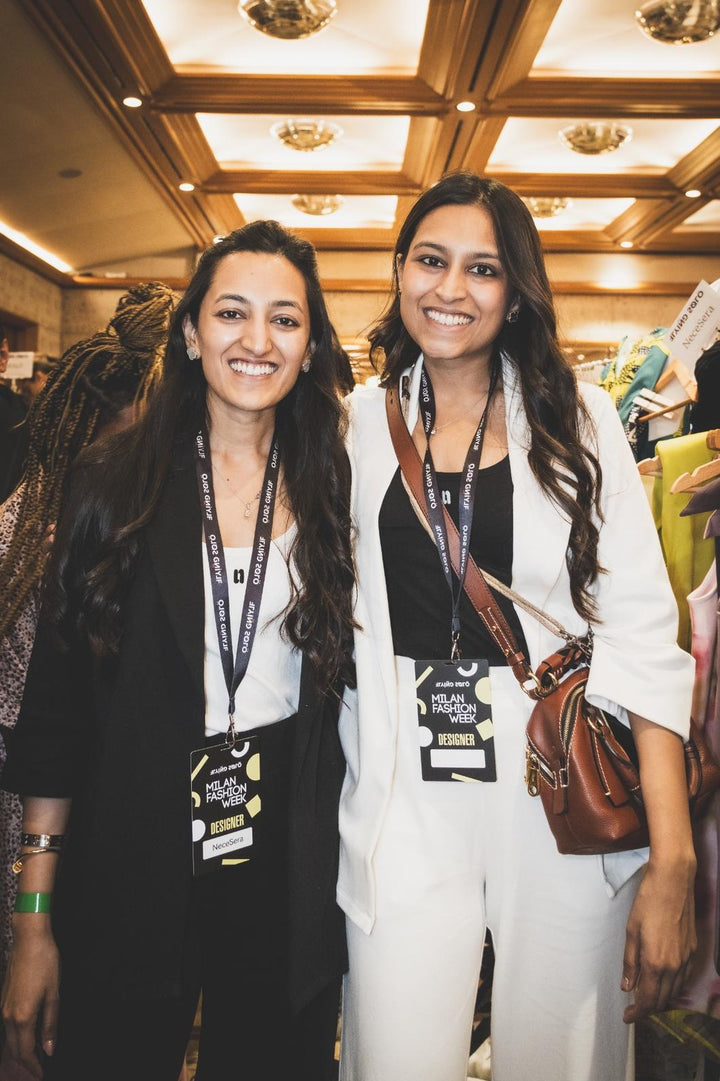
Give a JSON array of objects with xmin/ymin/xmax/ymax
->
[
  {"xmin": 271, "ymin": 118, "xmax": 342, "ymax": 152},
  {"xmin": 524, "ymin": 196, "xmax": 572, "ymax": 219},
  {"xmin": 559, "ymin": 121, "xmax": 633, "ymax": 155},
  {"xmin": 291, "ymin": 193, "xmax": 344, "ymax": 215},
  {"xmin": 238, "ymin": 0, "xmax": 337, "ymax": 39},
  {"xmin": 635, "ymin": 0, "xmax": 720, "ymax": 45}
]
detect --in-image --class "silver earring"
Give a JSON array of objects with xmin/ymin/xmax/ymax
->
[
  {"xmin": 187, "ymin": 345, "xmax": 200, "ymax": 361},
  {"xmin": 506, "ymin": 309, "xmax": 519, "ymax": 324},
  {"xmin": 301, "ymin": 357, "xmax": 311, "ymax": 374}
]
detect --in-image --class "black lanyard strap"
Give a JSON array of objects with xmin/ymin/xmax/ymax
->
[
  {"xmin": 195, "ymin": 428, "xmax": 280, "ymax": 743},
  {"xmin": 419, "ymin": 358, "xmax": 499, "ymax": 659}
]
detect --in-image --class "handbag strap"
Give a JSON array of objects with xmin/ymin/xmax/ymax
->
[{"xmin": 385, "ymin": 384, "xmax": 590, "ymax": 698}]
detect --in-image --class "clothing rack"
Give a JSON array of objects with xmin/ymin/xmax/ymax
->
[{"xmin": 637, "ymin": 429, "xmax": 720, "ymax": 480}]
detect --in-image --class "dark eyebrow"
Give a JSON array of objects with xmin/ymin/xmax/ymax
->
[
  {"xmin": 412, "ymin": 241, "xmax": 500, "ymax": 260},
  {"xmin": 215, "ymin": 293, "xmax": 303, "ymax": 310}
]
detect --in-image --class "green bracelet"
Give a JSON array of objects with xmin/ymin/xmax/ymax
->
[{"xmin": 14, "ymin": 892, "xmax": 52, "ymax": 914}]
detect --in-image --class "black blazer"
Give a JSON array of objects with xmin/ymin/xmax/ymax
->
[{"xmin": 3, "ymin": 456, "xmax": 347, "ymax": 1011}]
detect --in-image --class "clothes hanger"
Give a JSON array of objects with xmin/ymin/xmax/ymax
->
[
  {"xmin": 669, "ymin": 429, "xmax": 720, "ymax": 493},
  {"xmin": 637, "ymin": 358, "xmax": 697, "ymax": 423},
  {"xmin": 637, "ymin": 429, "xmax": 720, "ymax": 482}
]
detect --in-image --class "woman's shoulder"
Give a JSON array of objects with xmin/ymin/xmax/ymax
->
[{"xmin": 346, "ymin": 381, "xmax": 387, "ymax": 425}]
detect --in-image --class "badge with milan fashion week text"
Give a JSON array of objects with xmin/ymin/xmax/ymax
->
[
  {"xmin": 415, "ymin": 659, "xmax": 496, "ymax": 782},
  {"xmin": 190, "ymin": 735, "xmax": 262, "ymax": 876}
]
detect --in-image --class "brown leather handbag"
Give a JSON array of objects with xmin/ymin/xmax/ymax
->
[{"xmin": 385, "ymin": 384, "xmax": 720, "ymax": 856}]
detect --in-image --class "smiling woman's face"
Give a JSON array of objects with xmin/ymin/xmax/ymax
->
[
  {"xmin": 184, "ymin": 250, "xmax": 311, "ymax": 424},
  {"xmin": 398, "ymin": 203, "xmax": 516, "ymax": 374}
]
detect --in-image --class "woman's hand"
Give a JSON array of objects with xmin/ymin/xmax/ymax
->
[
  {"xmin": 622, "ymin": 711, "xmax": 697, "ymax": 1023},
  {"xmin": 622, "ymin": 855, "xmax": 696, "ymax": 1023},
  {"xmin": 1, "ymin": 917, "xmax": 61, "ymax": 1079}
]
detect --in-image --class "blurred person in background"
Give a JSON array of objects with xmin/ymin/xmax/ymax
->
[{"xmin": 0, "ymin": 282, "xmax": 176, "ymax": 1071}]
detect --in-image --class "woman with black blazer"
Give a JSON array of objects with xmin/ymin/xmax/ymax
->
[{"xmin": 1, "ymin": 221, "xmax": 355, "ymax": 1081}]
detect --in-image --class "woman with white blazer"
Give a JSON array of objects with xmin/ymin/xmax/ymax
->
[{"xmin": 337, "ymin": 173, "xmax": 696, "ymax": 1081}]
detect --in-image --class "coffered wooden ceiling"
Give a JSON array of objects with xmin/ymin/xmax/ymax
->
[{"xmin": 2, "ymin": 0, "xmax": 720, "ymax": 283}]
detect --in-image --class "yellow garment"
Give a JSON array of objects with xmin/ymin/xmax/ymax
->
[{"xmin": 655, "ymin": 433, "xmax": 714, "ymax": 651}]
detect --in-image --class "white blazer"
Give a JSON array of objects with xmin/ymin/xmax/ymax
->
[{"xmin": 338, "ymin": 355, "xmax": 695, "ymax": 933}]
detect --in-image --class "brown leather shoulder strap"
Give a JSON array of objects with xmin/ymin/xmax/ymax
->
[{"xmin": 385, "ymin": 384, "xmax": 531, "ymax": 688}]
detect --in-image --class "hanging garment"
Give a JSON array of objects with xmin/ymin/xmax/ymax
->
[
  {"xmin": 673, "ymin": 562, "xmax": 720, "ymax": 1018},
  {"xmin": 599, "ymin": 328, "xmax": 669, "ymax": 412},
  {"xmin": 654, "ymin": 433, "xmax": 715, "ymax": 651}
]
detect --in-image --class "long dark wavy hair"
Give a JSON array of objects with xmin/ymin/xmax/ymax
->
[
  {"xmin": 0, "ymin": 281, "xmax": 175, "ymax": 639},
  {"xmin": 51, "ymin": 221, "xmax": 356, "ymax": 692},
  {"xmin": 371, "ymin": 172, "xmax": 603, "ymax": 622}
]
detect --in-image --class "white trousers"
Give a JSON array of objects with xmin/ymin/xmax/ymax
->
[{"xmin": 339, "ymin": 663, "xmax": 638, "ymax": 1081}]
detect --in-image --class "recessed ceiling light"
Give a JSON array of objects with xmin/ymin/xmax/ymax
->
[
  {"xmin": 179, "ymin": 182, "xmax": 196, "ymax": 192},
  {"xmin": 122, "ymin": 96, "xmax": 143, "ymax": 109},
  {"xmin": 685, "ymin": 188, "xmax": 702, "ymax": 198},
  {"xmin": 620, "ymin": 240, "xmax": 634, "ymax": 248},
  {"xmin": 456, "ymin": 101, "xmax": 476, "ymax": 113}
]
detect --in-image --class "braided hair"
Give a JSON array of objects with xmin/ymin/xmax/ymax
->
[{"xmin": 0, "ymin": 281, "xmax": 176, "ymax": 638}]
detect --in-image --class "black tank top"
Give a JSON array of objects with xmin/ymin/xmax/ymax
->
[{"xmin": 379, "ymin": 458, "xmax": 528, "ymax": 664}]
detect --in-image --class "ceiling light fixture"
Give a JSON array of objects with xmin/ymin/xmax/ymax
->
[
  {"xmin": 620, "ymin": 240, "xmax": 635, "ymax": 248},
  {"xmin": 634, "ymin": 0, "xmax": 720, "ymax": 44},
  {"xmin": 122, "ymin": 95, "xmax": 143, "ymax": 109},
  {"xmin": 456, "ymin": 101, "xmax": 476, "ymax": 113},
  {"xmin": 178, "ymin": 181, "xmax": 196, "ymax": 192},
  {"xmin": 685, "ymin": 187, "xmax": 702, "ymax": 197},
  {"xmin": 238, "ymin": 0, "xmax": 337, "ymax": 39},
  {"xmin": 291, "ymin": 193, "xmax": 344, "ymax": 215},
  {"xmin": 559, "ymin": 122, "xmax": 633, "ymax": 155},
  {"xmin": 271, "ymin": 118, "xmax": 342, "ymax": 152},
  {"xmin": 0, "ymin": 220, "xmax": 74, "ymax": 273},
  {"xmin": 524, "ymin": 196, "xmax": 572, "ymax": 218}
]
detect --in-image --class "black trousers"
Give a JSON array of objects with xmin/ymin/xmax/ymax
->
[{"xmin": 44, "ymin": 717, "xmax": 341, "ymax": 1081}]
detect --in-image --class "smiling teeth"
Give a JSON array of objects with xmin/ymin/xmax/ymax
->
[
  {"xmin": 426, "ymin": 309, "xmax": 472, "ymax": 326},
  {"xmin": 229, "ymin": 361, "xmax": 275, "ymax": 375}
]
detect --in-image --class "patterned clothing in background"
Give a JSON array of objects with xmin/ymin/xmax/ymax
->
[
  {"xmin": 599, "ymin": 328, "xmax": 669, "ymax": 414},
  {"xmin": 0, "ymin": 486, "xmax": 38, "ymax": 988}
]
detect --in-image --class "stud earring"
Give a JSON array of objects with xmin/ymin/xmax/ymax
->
[
  {"xmin": 186, "ymin": 345, "xmax": 200, "ymax": 361},
  {"xmin": 506, "ymin": 309, "xmax": 519, "ymax": 324},
  {"xmin": 301, "ymin": 357, "xmax": 312, "ymax": 374}
]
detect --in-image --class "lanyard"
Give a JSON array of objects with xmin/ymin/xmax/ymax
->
[
  {"xmin": 195, "ymin": 428, "xmax": 280, "ymax": 744},
  {"xmin": 419, "ymin": 359, "xmax": 499, "ymax": 660}
]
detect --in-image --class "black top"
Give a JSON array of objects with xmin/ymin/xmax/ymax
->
[{"xmin": 379, "ymin": 458, "xmax": 528, "ymax": 664}]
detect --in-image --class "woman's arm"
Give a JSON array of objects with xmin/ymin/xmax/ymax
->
[
  {"xmin": 2, "ymin": 796, "xmax": 70, "ymax": 1078},
  {"xmin": 621, "ymin": 713, "xmax": 696, "ymax": 1023}
]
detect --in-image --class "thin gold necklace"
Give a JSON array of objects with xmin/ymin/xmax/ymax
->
[
  {"xmin": 430, "ymin": 391, "xmax": 488, "ymax": 436},
  {"xmin": 213, "ymin": 466, "xmax": 262, "ymax": 518}
]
